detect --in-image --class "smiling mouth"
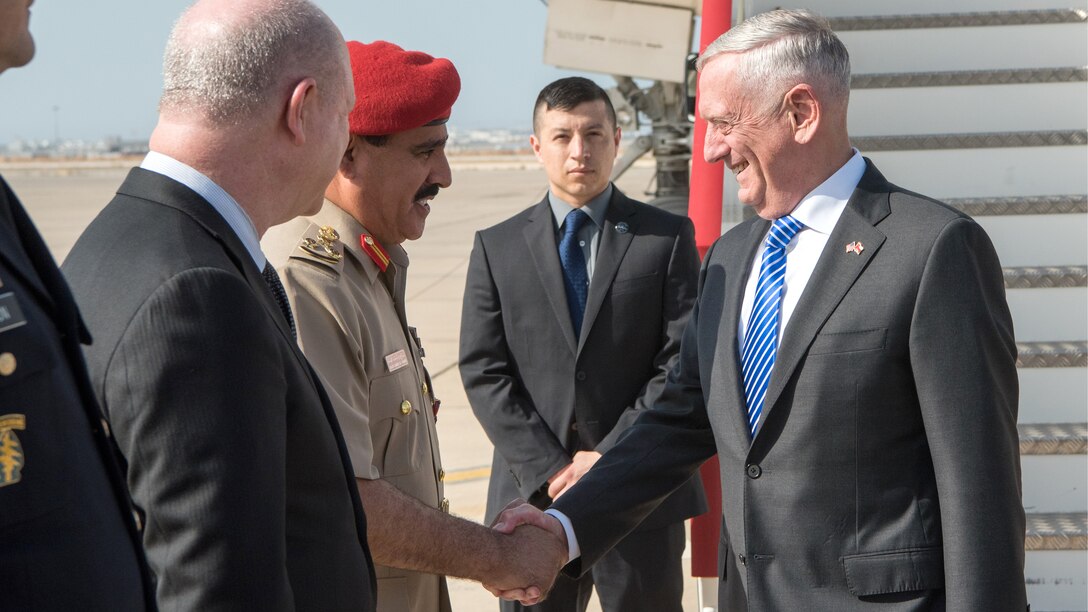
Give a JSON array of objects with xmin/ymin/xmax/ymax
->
[{"xmin": 730, "ymin": 160, "xmax": 749, "ymax": 176}]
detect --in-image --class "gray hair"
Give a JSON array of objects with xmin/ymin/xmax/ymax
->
[
  {"xmin": 696, "ymin": 9, "xmax": 850, "ymax": 116},
  {"xmin": 160, "ymin": 0, "xmax": 342, "ymax": 124}
]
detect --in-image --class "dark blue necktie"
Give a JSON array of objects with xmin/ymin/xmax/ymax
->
[
  {"xmin": 559, "ymin": 208, "xmax": 591, "ymax": 337},
  {"xmin": 263, "ymin": 261, "xmax": 296, "ymax": 340}
]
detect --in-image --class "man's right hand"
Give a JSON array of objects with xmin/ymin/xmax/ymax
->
[{"xmin": 485, "ymin": 501, "xmax": 568, "ymax": 605}]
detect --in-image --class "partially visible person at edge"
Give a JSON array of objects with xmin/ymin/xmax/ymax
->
[
  {"xmin": 0, "ymin": 0, "xmax": 156, "ymax": 609},
  {"xmin": 262, "ymin": 39, "xmax": 566, "ymax": 612},
  {"xmin": 489, "ymin": 9, "xmax": 1027, "ymax": 612}
]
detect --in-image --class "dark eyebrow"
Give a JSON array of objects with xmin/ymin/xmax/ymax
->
[{"xmin": 412, "ymin": 136, "xmax": 448, "ymax": 154}]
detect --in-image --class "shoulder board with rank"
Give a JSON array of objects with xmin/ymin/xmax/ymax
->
[
  {"xmin": 294, "ymin": 225, "xmax": 344, "ymax": 272},
  {"xmin": 360, "ymin": 234, "xmax": 391, "ymax": 272}
]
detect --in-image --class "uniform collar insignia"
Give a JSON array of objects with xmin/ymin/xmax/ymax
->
[{"xmin": 360, "ymin": 234, "xmax": 391, "ymax": 272}]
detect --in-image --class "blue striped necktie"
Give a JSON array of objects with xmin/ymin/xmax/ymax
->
[
  {"xmin": 559, "ymin": 208, "xmax": 591, "ymax": 337},
  {"xmin": 741, "ymin": 215, "xmax": 805, "ymax": 437}
]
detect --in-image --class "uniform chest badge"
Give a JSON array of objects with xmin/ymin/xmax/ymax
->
[
  {"xmin": 0, "ymin": 414, "xmax": 26, "ymax": 488},
  {"xmin": 301, "ymin": 226, "xmax": 343, "ymax": 263}
]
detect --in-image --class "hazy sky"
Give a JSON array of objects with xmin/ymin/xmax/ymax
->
[{"xmin": 0, "ymin": 0, "xmax": 613, "ymax": 144}]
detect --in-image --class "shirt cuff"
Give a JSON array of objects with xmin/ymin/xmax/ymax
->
[{"xmin": 543, "ymin": 508, "xmax": 581, "ymax": 563}]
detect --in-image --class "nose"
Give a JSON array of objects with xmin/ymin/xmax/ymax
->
[
  {"xmin": 430, "ymin": 149, "xmax": 453, "ymax": 189},
  {"xmin": 703, "ymin": 129, "xmax": 730, "ymax": 165},
  {"xmin": 569, "ymin": 134, "xmax": 588, "ymax": 160}
]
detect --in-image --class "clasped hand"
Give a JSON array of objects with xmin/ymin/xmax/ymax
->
[{"xmin": 482, "ymin": 499, "xmax": 569, "ymax": 605}]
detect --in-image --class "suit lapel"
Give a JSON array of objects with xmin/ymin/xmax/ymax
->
[
  {"xmin": 523, "ymin": 198, "xmax": 579, "ymax": 354},
  {"xmin": 756, "ymin": 163, "xmax": 891, "ymax": 437},
  {"xmin": 718, "ymin": 218, "xmax": 769, "ymax": 448},
  {"xmin": 0, "ymin": 182, "xmax": 55, "ymax": 312},
  {"xmin": 578, "ymin": 191, "xmax": 635, "ymax": 354},
  {"xmin": 119, "ymin": 169, "xmax": 300, "ymax": 359}
]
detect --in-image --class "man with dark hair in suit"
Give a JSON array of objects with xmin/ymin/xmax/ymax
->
[
  {"xmin": 0, "ymin": 1, "xmax": 154, "ymax": 609},
  {"xmin": 491, "ymin": 9, "xmax": 1027, "ymax": 611},
  {"xmin": 460, "ymin": 76, "xmax": 705, "ymax": 612},
  {"xmin": 61, "ymin": 1, "xmax": 379, "ymax": 609}
]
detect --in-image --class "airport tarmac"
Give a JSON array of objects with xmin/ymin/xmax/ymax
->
[{"xmin": 4, "ymin": 157, "xmax": 709, "ymax": 612}]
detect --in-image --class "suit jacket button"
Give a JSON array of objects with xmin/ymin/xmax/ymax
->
[
  {"xmin": 400, "ymin": 400, "xmax": 412, "ymax": 415},
  {"xmin": 570, "ymin": 421, "xmax": 579, "ymax": 432},
  {"xmin": 575, "ymin": 371, "xmax": 586, "ymax": 381},
  {"xmin": 746, "ymin": 464, "xmax": 762, "ymax": 479}
]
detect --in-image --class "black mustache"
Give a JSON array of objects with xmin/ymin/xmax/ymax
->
[{"xmin": 414, "ymin": 183, "xmax": 440, "ymax": 201}]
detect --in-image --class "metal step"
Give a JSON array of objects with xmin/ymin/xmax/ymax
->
[
  {"xmin": 853, "ymin": 130, "xmax": 1087, "ymax": 152},
  {"xmin": 1020, "ymin": 423, "xmax": 1088, "ymax": 456},
  {"xmin": 1004, "ymin": 266, "xmax": 1088, "ymax": 289},
  {"xmin": 944, "ymin": 195, "xmax": 1087, "ymax": 216},
  {"xmin": 853, "ymin": 66, "xmax": 1088, "ymax": 89},
  {"xmin": 1025, "ymin": 512, "xmax": 1088, "ymax": 551},
  {"xmin": 829, "ymin": 9, "xmax": 1087, "ymax": 31},
  {"xmin": 1018, "ymin": 342, "xmax": 1088, "ymax": 368}
]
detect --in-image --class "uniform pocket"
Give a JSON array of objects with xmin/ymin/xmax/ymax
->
[{"xmin": 368, "ymin": 369, "xmax": 420, "ymax": 477}]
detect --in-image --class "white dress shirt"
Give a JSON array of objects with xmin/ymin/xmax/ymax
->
[
  {"xmin": 545, "ymin": 149, "xmax": 867, "ymax": 564},
  {"xmin": 738, "ymin": 149, "xmax": 866, "ymax": 344},
  {"xmin": 140, "ymin": 151, "xmax": 265, "ymax": 270}
]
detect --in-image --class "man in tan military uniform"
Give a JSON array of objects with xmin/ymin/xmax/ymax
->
[{"xmin": 264, "ymin": 40, "xmax": 567, "ymax": 611}]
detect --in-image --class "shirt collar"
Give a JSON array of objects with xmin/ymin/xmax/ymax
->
[
  {"xmin": 140, "ymin": 151, "xmax": 265, "ymax": 269},
  {"xmin": 548, "ymin": 183, "xmax": 613, "ymax": 230},
  {"xmin": 788, "ymin": 148, "xmax": 865, "ymax": 235}
]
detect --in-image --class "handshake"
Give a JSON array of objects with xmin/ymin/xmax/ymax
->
[{"xmin": 480, "ymin": 499, "xmax": 569, "ymax": 606}]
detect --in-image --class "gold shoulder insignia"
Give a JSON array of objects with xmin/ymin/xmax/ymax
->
[
  {"xmin": 0, "ymin": 414, "xmax": 26, "ymax": 488},
  {"xmin": 300, "ymin": 225, "xmax": 343, "ymax": 264}
]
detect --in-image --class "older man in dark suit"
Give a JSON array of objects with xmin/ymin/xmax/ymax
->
[
  {"xmin": 0, "ymin": 2, "xmax": 154, "ymax": 609},
  {"xmin": 61, "ymin": 1, "xmax": 378, "ymax": 609},
  {"xmin": 460, "ymin": 77, "xmax": 705, "ymax": 612},
  {"xmin": 492, "ymin": 10, "xmax": 1027, "ymax": 611}
]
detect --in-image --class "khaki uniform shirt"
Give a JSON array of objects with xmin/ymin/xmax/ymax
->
[{"xmin": 263, "ymin": 201, "xmax": 449, "ymax": 612}]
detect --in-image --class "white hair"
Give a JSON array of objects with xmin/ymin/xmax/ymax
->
[
  {"xmin": 159, "ymin": 0, "xmax": 342, "ymax": 124},
  {"xmin": 697, "ymin": 9, "xmax": 850, "ymax": 116}
]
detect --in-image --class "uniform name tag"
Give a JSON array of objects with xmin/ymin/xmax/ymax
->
[
  {"xmin": 0, "ymin": 292, "xmax": 28, "ymax": 333},
  {"xmin": 384, "ymin": 349, "xmax": 409, "ymax": 372}
]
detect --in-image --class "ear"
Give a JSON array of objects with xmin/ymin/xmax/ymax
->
[
  {"xmin": 285, "ymin": 77, "xmax": 318, "ymax": 146},
  {"xmin": 529, "ymin": 133, "xmax": 543, "ymax": 163},
  {"xmin": 613, "ymin": 127, "xmax": 622, "ymax": 149},
  {"xmin": 338, "ymin": 135, "xmax": 361, "ymax": 178},
  {"xmin": 784, "ymin": 84, "xmax": 819, "ymax": 144}
]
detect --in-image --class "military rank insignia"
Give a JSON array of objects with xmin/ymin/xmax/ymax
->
[
  {"xmin": 0, "ymin": 413, "xmax": 26, "ymax": 488},
  {"xmin": 301, "ymin": 225, "xmax": 343, "ymax": 264},
  {"xmin": 360, "ymin": 234, "xmax": 391, "ymax": 272}
]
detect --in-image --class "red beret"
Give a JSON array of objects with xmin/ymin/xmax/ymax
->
[{"xmin": 347, "ymin": 40, "xmax": 461, "ymax": 136}]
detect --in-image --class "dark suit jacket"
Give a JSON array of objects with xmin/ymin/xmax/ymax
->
[
  {"xmin": 459, "ymin": 187, "xmax": 705, "ymax": 529},
  {"xmin": 62, "ymin": 168, "xmax": 376, "ymax": 611},
  {"xmin": 0, "ymin": 175, "xmax": 155, "ymax": 610},
  {"xmin": 552, "ymin": 162, "xmax": 1027, "ymax": 611}
]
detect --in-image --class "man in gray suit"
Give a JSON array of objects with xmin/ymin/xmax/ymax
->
[
  {"xmin": 491, "ymin": 10, "xmax": 1027, "ymax": 611},
  {"xmin": 460, "ymin": 77, "xmax": 705, "ymax": 612},
  {"xmin": 62, "ymin": 1, "xmax": 379, "ymax": 609}
]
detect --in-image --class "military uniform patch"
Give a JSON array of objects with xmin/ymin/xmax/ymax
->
[{"xmin": 0, "ymin": 413, "xmax": 26, "ymax": 488}]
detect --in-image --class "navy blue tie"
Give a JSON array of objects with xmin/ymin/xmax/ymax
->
[
  {"xmin": 741, "ymin": 215, "xmax": 804, "ymax": 437},
  {"xmin": 559, "ymin": 208, "xmax": 591, "ymax": 337}
]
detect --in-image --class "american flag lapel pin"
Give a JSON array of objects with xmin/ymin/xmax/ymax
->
[{"xmin": 845, "ymin": 241, "xmax": 864, "ymax": 255}]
